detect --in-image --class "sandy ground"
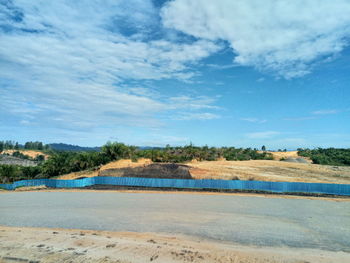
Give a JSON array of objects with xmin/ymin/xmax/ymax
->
[
  {"xmin": 1, "ymin": 150, "xmax": 49, "ymax": 160},
  {"xmin": 1, "ymin": 226, "xmax": 349, "ymax": 263}
]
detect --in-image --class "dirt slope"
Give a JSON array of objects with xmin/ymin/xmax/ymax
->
[
  {"xmin": 189, "ymin": 160, "xmax": 350, "ymax": 184},
  {"xmin": 266, "ymin": 151, "xmax": 300, "ymax": 160},
  {"xmin": 58, "ymin": 158, "xmax": 152, "ymax": 179},
  {"xmin": 58, "ymin": 156, "xmax": 350, "ymax": 184}
]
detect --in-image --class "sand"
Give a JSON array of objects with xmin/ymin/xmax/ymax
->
[{"xmin": 1, "ymin": 226, "xmax": 349, "ymax": 263}]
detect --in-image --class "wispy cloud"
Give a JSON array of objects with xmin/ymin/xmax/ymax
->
[
  {"xmin": 0, "ymin": 0, "xmax": 222, "ymax": 136},
  {"xmin": 312, "ymin": 109, "xmax": 340, "ymax": 115},
  {"xmin": 205, "ymin": 63, "xmax": 237, "ymax": 70},
  {"xmin": 168, "ymin": 95, "xmax": 220, "ymax": 110},
  {"xmin": 174, "ymin": 112, "xmax": 220, "ymax": 121},
  {"xmin": 162, "ymin": 0, "xmax": 350, "ymax": 78}
]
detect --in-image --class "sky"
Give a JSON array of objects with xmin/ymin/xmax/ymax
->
[{"xmin": 0, "ymin": 0, "xmax": 350, "ymax": 149}]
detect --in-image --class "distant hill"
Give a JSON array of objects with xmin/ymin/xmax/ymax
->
[{"xmin": 49, "ymin": 143, "xmax": 101, "ymax": 152}]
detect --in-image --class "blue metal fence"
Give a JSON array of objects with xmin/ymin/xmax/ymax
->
[{"xmin": 1, "ymin": 177, "xmax": 349, "ymax": 196}]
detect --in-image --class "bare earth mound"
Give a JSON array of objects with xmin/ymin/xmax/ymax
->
[
  {"xmin": 2, "ymin": 150, "xmax": 49, "ymax": 160},
  {"xmin": 1, "ymin": 226, "xmax": 348, "ymax": 263},
  {"xmin": 58, "ymin": 158, "xmax": 152, "ymax": 180},
  {"xmin": 58, "ymin": 156, "xmax": 350, "ymax": 184},
  {"xmin": 265, "ymin": 151, "xmax": 302, "ymax": 160},
  {"xmin": 189, "ymin": 160, "xmax": 350, "ymax": 184}
]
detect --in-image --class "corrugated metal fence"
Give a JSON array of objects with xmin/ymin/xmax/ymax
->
[{"xmin": 1, "ymin": 177, "xmax": 350, "ymax": 196}]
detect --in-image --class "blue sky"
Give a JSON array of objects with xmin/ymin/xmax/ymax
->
[{"xmin": 0, "ymin": 0, "xmax": 350, "ymax": 149}]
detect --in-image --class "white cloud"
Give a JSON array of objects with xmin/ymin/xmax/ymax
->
[
  {"xmin": 246, "ymin": 131, "xmax": 280, "ymax": 139},
  {"xmin": 161, "ymin": 0, "xmax": 350, "ymax": 78},
  {"xmin": 168, "ymin": 95, "xmax": 220, "ymax": 110},
  {"xmin": 312, "ymin": 109, "xmax": 339, "ymax": 115},
  {"xmin": 0, "ymin": 0, "xmax": 222, "ymax": 136}
]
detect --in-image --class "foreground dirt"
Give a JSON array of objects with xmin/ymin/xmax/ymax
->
[{"xmin": 0, "ymin": 226, "xmax": 349, "ymax": 263}]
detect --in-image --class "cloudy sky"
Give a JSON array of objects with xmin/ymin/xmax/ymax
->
[{"xmin": 1, "ymin": 0, "xmax": 350, "ymax": 149}]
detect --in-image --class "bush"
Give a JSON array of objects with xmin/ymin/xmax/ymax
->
[{"xmin": 298, "ymin": 148, "xmax": 350, "ymax": 166}]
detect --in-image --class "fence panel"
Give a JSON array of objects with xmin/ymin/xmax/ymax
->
[{"xmin": 1, "ymin": 177, "xmax": 349, "ymax": 196}]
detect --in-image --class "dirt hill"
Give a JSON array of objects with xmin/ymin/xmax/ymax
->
[
  {"xmin": 58, "ymin": 157, "xmax": 350, "ymax": 184},
  {"xmin": 2, "ymin": 150, "xmax": 49, "ymax": 160},
  {"xmin": 188, "ymin": 160, "xmax": 350, "ymax": 184},
  {"xmin": 57, "ymin": 158, "xmax": 152, "ymax": 179}
]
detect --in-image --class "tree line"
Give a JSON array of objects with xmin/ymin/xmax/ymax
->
[
  {"xmin": 0, "ymin": 141, "xmax": 50, "ymax": 152},
  {"xmin": 0, "ymin": 142, "xmax": 273, "ymax": 183},
  {"xmin": 298, "ymin": 148, "xmax": 350, "ymax": 166}
]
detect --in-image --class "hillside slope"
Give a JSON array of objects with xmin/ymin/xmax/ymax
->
[{"xmin": 57, "ymin": 157, "xmax": 350, "ymax": 184}]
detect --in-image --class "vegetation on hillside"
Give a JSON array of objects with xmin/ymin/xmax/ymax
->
[
  {"xmin": 2, "ymin": 151, "xmax": 46, "ymax": 162},
  {"xmin": 0, "ymin": 165, "xmax": 41, "ymax": 184},
  {"xmin": 298, "ymin": 148, "xmax": 350, "ymax": 166},
  {"xmin": 48, "ymin": 143, "xmax": 101, "ymax": 152},
  {"xmin": 1, "ymin": 142, "xmax": 272, "ymax": 183},
  {"xmin": 2, "ymin": 142, "xmax": 350, "ymax": 184}
]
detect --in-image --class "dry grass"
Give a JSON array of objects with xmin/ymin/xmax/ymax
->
[
  {"xmin": 57, "ymin": 169, "xmax": 99, "ymax": 180},
  {"xmin": 258, "ymin": 150, "xmax": 306, "ymax": 160},
  {"xmin": 99, "ymin": 158, "xmax": 152, "ymax": 171},
  {"xmin": 57, "ymin": 154, "xmax": 350, "ymax": 184},
  {"xmin": 189, "ymin": 160, "xmax": 350, "ymax": 184},
  {"xmin": 57, "ymin": 158, "xmax": 152, "ymax": 180}
]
